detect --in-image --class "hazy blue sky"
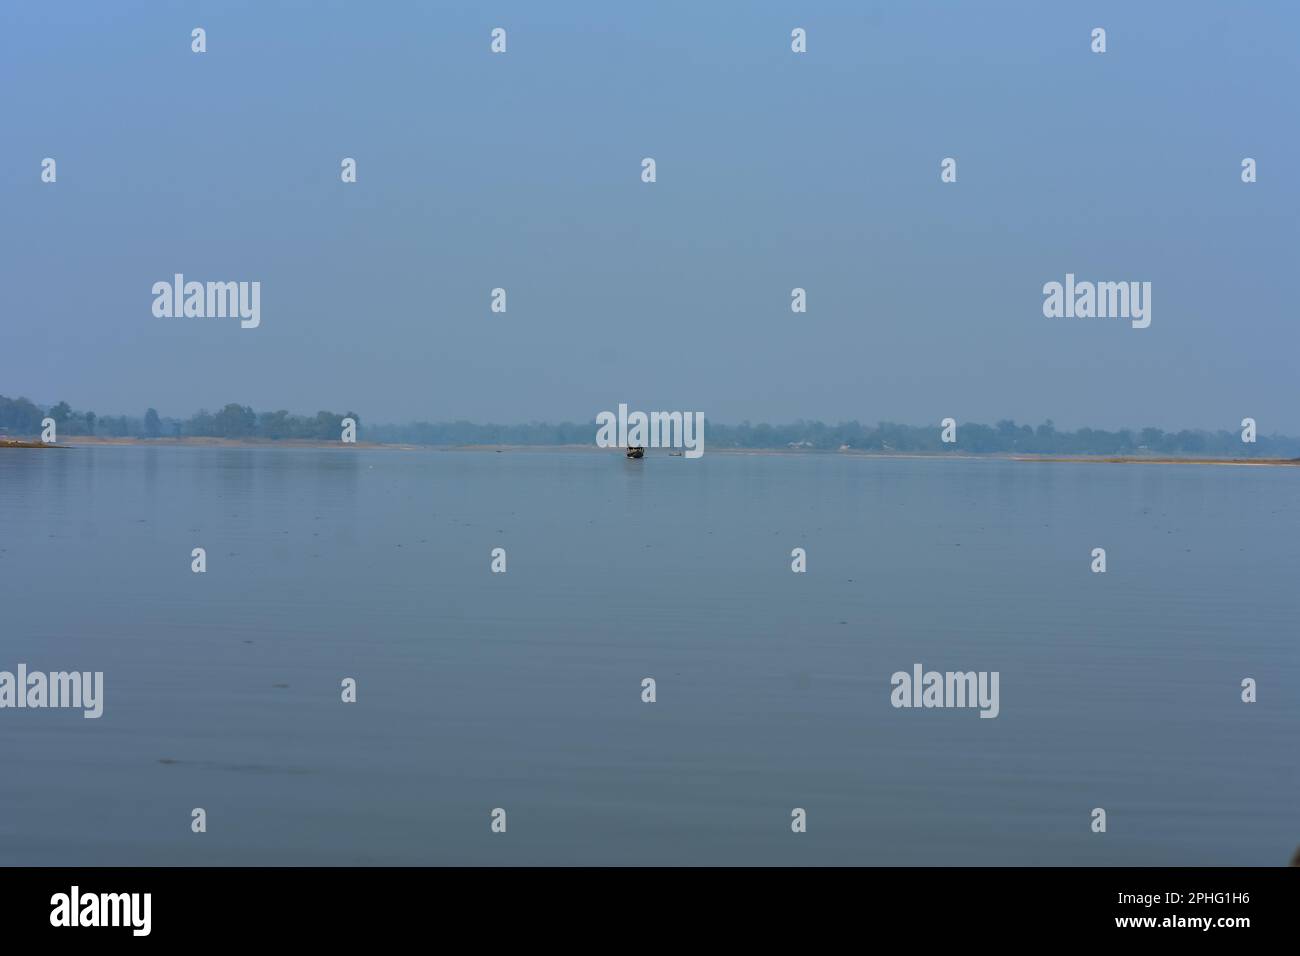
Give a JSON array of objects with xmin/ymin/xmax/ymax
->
[{"xmin": 2, "ymin": 1, "xmax": 1296, "ymax": 430}]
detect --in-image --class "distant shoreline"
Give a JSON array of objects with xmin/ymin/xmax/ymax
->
[
  {"xmin": 4, "ymin": 436, "xmax": 1298, "ymax": 466},
  {"xmin": 1010, "ymin": 455, "xmax": 1300, "ymax": 466}
]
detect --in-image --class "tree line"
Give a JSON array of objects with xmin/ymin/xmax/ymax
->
[
  {"xmin": 0, "ymin": 396, "xmax": 358, "ymax": 441},
  {"xmin": 3, "ymin": 395, "xmax": 1296, "ymax": 457},
  {"xmin": 703, "ymin": 419, "xmax": 1300, "ymax": 457},
  {"xmin": 357, "ymin": 415, "xmax": 1300, "ymax": 457}
]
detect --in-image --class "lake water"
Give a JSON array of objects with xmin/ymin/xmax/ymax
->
[{"xmin": 1, "ymin": 445, "xmax": 1296, "ymax": 865}]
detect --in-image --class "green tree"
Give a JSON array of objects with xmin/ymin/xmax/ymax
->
[{"xmin": 213, "ymin": 403, "xmax": 256, "ymax": 438}]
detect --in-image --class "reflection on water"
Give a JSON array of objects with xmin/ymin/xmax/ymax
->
[{"xmin": 0, "ymin": 446, "xmax": 1296, "ymax": 865}]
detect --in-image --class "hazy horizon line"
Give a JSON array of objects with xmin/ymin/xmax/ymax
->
[
  {"xmin": 6, "ymin": 400, "xmax": 1292, "ymax": 440},
  {"xmin": 5, "ymin": 405, "xmax": 1293, "ymax": 440}
]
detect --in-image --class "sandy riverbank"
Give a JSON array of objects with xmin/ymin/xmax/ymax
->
[
  {"xmin": 3, "ymin": 436, "xmax": 404, "ymax": 450},
  {"xmin": 4, "ymin": 436, "xmax": 1297, "ymax": 465},
  {"xmin": 1010, "ymin": 455, "xmax": 1300, "ymax": 466}
]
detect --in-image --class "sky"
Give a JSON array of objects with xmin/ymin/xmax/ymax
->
[{"xmin": 2, "ymin": 1, "xmax": 1297, "ymax": 431}]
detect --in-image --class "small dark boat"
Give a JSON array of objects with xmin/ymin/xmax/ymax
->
[{"xmin": 626, "ymin": 446, "xmax": 645, "ymax": 459}]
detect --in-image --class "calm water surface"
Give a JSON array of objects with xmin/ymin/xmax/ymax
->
[{"xmin": 1, "ymin": 446, "xmax": 1296, "ymax": 865}]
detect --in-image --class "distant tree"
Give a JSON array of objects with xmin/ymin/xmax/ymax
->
[
  {"xmin": 49, "ymin": 401, "xmax": 72, "ymax": 424},
  {"xmin": 312, "ymin": 411, "xmax": 340, "ymax": 440},
  {"xmin": 1139, "ymin": 427, "xmax": 1164, "ymax": 449},
  {"xmin": 257, "ymin": 409, "xmax": 292, "ymax": 439},
  {"xmin": 185, "ymin": 409, "xmax": 216, "ymax": 436},
  {"xmin": 213, "ymin": 403, "xmax": 257, "ymax": 438},
  {"xmin": 0, "ymin": 395, "xmax": 44, "ymax": 434},
  {"xmin": 144, "ymin": 408, "xmax": 161, "ymax": 437}
]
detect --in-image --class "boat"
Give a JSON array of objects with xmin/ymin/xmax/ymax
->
[{"xmin": 626, "ymin": 446, "xmax": 645, "ymax": 459}]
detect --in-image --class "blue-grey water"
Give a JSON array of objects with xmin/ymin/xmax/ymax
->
[{"xmin": 1, "ymin": 445, "xmax": 1296, "ymax": 865}]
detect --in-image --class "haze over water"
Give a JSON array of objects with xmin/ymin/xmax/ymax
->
[{"xmin": 2, "ymin": 445, "xmax": 1295, "ymax": 865}]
